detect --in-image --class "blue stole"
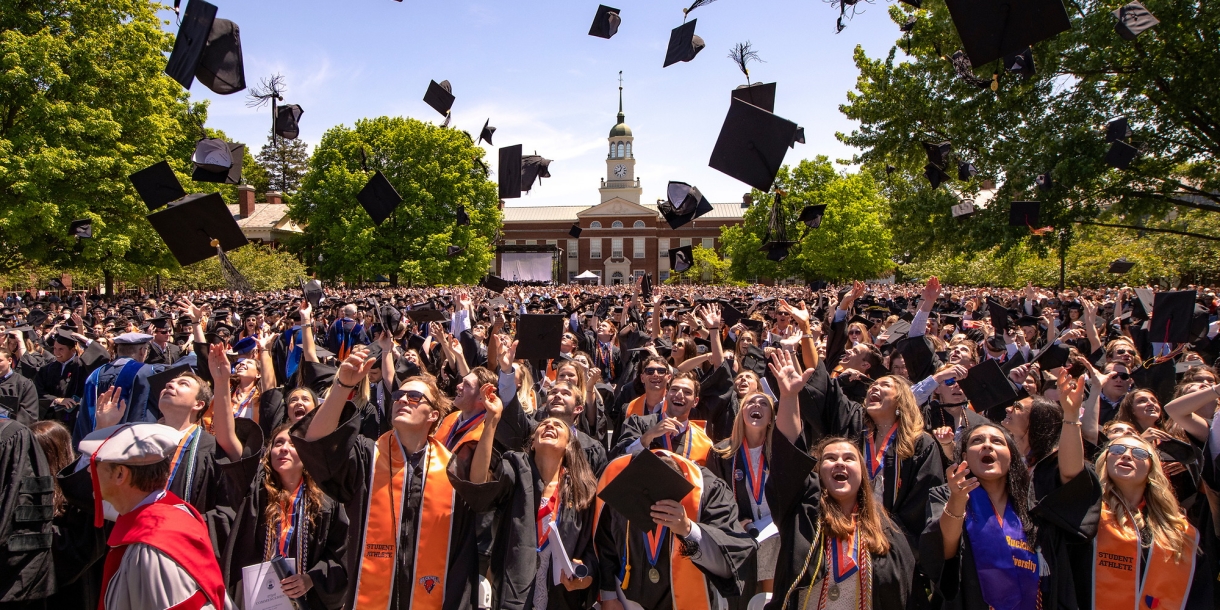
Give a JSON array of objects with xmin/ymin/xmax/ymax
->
[
  {"xmin": 76, "ymin": 359, "xmax": 144, "ymax": 442},
  {"xmin": 282, "ymin": 326, "xmax": 303, "ymax": 379},
  {"xmin": 963, "ymin": 487, "xmax": 1040, "ymax": 610}
]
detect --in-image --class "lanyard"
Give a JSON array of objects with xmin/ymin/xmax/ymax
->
[
  {"xmin": 536, "ymin": 474, "xmax": 563, "ymax": 551},
  {"xmin": 277, "ymin": 483, "xmax": 305, "ymax": 558},
  {"xmin": 830, "ymin": 527, "xmax": 860, "ymax": 583},
  {"xmin": 737, "ymin": 445, "xmax": 766, "ymax": 507},
  {"xmin": 865, "ymin": 422, "xmax": 899, "ymax": 481},
  {"xmin": 233, "ymin": 385, "xmax": 257, "ymax": 417},
  {"xmin": 661, "ymin": 418, "xmax": 693, "ymax": 458},
  {"xmin": 643, "ymin": 525, "xmax": 668, "ymax": 571},
  {"xmin": 446, "ymin": 411, "xmax": 485, "ymax": 449}
]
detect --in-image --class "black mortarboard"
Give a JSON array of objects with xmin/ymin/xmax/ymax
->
[
  {"xmin": 1105, "ymin": 140, "xmax": 1139, "ymax": 170},
  {"xmin": 191, "ymin": 140, "xmax": 243, "ymax": 184},
  {"xmin": 944, "ymin": 0, "xmax": 1071, "ymax": 68},
  {"xmin": 659, "ymin": 181, "xmax": 713, "ymax": 229},
  {"xmin": 478, "ymin": 119, "xmax": 496, "ymax": 146},
  {"xmin": 589, "ymin": 5, "xmax": 622, "ymax": 39},
  {"xmin": 957, "ymin": 161, "xmax": 978, "ymax": 181},
  {"xmin": 791, "ymin": 127, "xmax": 806, "ymax": 148},
  {"xmin": 986, "ymin": 298, "xmax": 1010, "ymax": 331},
  {"xmin": 357, "ymin": 171, "xmax": 403, "ymax": 226},
  {"xmin": 514, "ymin": 314, "xmax": 565, "ymax": 361},
  {"xmin": 1009, "ymin": 201, "xmax": 1041, "ymax": 227},
  {"xmin": 26, "ymin": 310, "xmax": 48, "ymax": 328},
  {"xmin": 597, "ymin": 450, "xmax": 695, "ymax": 535},
  {"xmin": 568, "ymin": 225, "xmax": 582, "ymax": 238},
  {"xmin": 165, "ymin": 0, "xmax": 246, "ymax": 95},
  {"xmin": 731, "ymin": 82, "xmax": 777, "ymax": 113},
  {"xmin": 274, "ymin": 104, "xmax": 304, "ymax": 140},
  {"xmin": 1015, "ymin": 315, "xmax": 1041, "ymax": 328},
  {"xmin": 521, "ymin": 154, "xmax": 552, "ymax": 192},
  {"xmin": 53, "ymin": 330, "xmax": 78, "ymax": 348},
  {"xmin": 406, "ymin": 308, "xmax": 450, "ymax": 323},
  {"xmin": 664, "ymin": 20, "xmax": 705, "ymax": 67},
  {"xmin": 923, "ymin": 141, "xmax": 952, "ymax": 169},
  {"xmin": 1004, "ymin": 48, "xmax": 1035, "ymax": 78},
  {"xmin": 900, "ymin": 15, "xmax": 918, "ymax": 32},
  {"xmin": 147, "ymin": 192, "xmax": 248, "ymax": 266},
  {"xmin": 958, "ymin": 359, "xmax": 1019, "ymax": 415},
  {"xmin": 147, "ymin": 365, "xmax": 192, "ymax": 400},
  {"xmin": 480, "ymin": 275, "xmax": 509, "ymax": 294},
  {"xmin": 301, "ymin": 278, "xmax": 323, "ymax": 308},
  {"xmin": 1149, "ymin": 290, "xmax": 1197, "ymax": 344},
  {"xmin": 1113, "ymin": 2, "xmax": 1158, "ymax": 40},
  {"xmin": 129, "ymin": 161, "xmax": 186, "ymax": 210},
  {"xmin": 1108, "ymin": 259, "xmax": 1135, "ymax": 274},
  {"xmin": 740, "ymin": 345, "xmax": 768, "ymax": 377},
  {"xmin": 1106, "ymin": 117, "xmax": 1132, "ymax": 143},
  {"xmin": 668, "ymin": 245, "xmax": 694, "ymax": 273},
  {"xmin": 456, "ymin": 204, "xmax": 470, "ymax": 226},
  {"xmin": 708, "ymin": 98, "xmax": 797, "ymax": 191},
  {"xmin": 1033, "ymin": 341, "xmax": 1071, "ymax": 370},
  {"xmin": 498, "ymin": 145, "xmax": 523, "ymax": 199},
  {"xmin": 70, "ymin": 219, "xmax": 93, "ymax": 239},
  {"xmin": 406, "ymin": 334, "xmax": 426, "ymax": 353},
  {"xmin": 924, "ymin": 164, "xmax": 951, "ymax": 189},
  {"xmin": 884, "ymin": 320, "xmax": 913, "ymax": 344},
  {"xmin": 1036, "ymin": 172, "xmax": 1053, "ymax": 191},
  {"xmin": 798, "ymin": 205, "xmax": 826, "ymax": 229},
  {"xmin": 423, "ymin": 80, "xmax": 455, "ymax": 117},
  {"xmin": 300, "ymin": 361, "xmax": 337, "ymax": 395},
  {"xmin": 447, "ymin": 246, "xmax": 463, "ymax": 257},
  {"xmin": 760, "ymin": 241, "xmax": 794, "ymax": 262}
]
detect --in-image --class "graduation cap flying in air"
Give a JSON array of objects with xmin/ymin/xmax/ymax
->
[
  {"xmin": 129, "ymin": 161, "xmax": 187, "ymax": 211},
  {"xmin": 247, "ymin": 74, "xmax": 304, "ymax": 144},
  {"xmin": 164, "ymin": 0, "xmax": 246, "ymax": 95},
  {"xmin": 146, "ymin": 192, "xmax": 251, "ymax": 291},
  {"xmin": 589, "ymin": 5, "xmax": 622, "ymax": 39},
  {"xmin": 191, "ymin": 137, "xmax": 244, "ymax": 185},
  {"xmin": 1113, "ymin": 2, "xmax": 1159, "ymax": 40},
  {"xmin": 424, "ymin": 80, "xmax": 455, "ymax": 127},
  {"xmin": 668, "ymin": 245, "xmax": 694, "ymax": 273},
  {"xmin": 1010, "ymin": 201, "xmax": 1054, "ymax": 235},
  {"xmin": 944, "ymin": 0, "xmax": 1071, "ymax": 68},
  {"xmin": 477, "ymin": 119, "xmax": 496, "ymax": 146},
  {"xmin": 497, "ymin": 145, "xmax": 552, "ymax": 198},
  {"xmin": 709, "ymin": 98, "xmax": 798, "ymax": 191},
  {"xmin": 727, "ymin": 41, "xmax": 775, "ymax": 112},
  {"xmin": 659, "ymin": 181, "xmax": 713, "ymax": 230},
  {"xmin": 356, "ymin": 147, "xmax": 404, "ymax": 226},
  {"xmin": 1104, "ymin": 116, "xmax": 1140, "ymax": 170},
  {"xmin": 665, "ymin": 1, "xmax": 718, "ymax": 67},
  {"xmin": 758, "ymin": 192, "xmax": 796, "ymax": 262},
  {"xmin": 922, "ymin": 141, "xmax": 952, "ymax": 189},
  {"xmin": 69, "ymin": 219, "xmax": 93, "ymax": 239}
]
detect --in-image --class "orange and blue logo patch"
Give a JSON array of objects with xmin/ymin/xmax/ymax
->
[{"xmin": 419, "ymin": 576, "xmax": 441, "ymax": 594}]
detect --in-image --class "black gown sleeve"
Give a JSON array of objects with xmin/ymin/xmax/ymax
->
[
  {"xmin": 289, "ymin": 405, "xmax": 373, "ymax": 505},
  {"xmin": 691, "ymin": 469, "xmax": 756, "ymax": 598},
  {"xmin": 608, "ymin": 414, "xmax": 653, "ymax": 460},
  {"xmin": 446, "ymin": 449, "xmax": 516, "ymax": 514},
  {"xmin": 307, "ymin": 498, "xmax": 351, "ymax": 610},
  {"xmin": 917, "ymin": 485, "xmax": 960, "ymax": 603}
]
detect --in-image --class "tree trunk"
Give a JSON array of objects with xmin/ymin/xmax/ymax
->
[
  {"xmin": 104, "ymin": 270, "xmax": 114, "ymax": 296},
  {"xmin": 390, "ymin": 272, "xmax": 398, "ymax": 287}
]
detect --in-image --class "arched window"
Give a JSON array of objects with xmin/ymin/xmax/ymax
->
[
  {"xmin": 609, "ymin": 142, "xmax": 615, "ymax": 158},
  {"xmin": 617, "ymin": 142, "xmax": 625, "ymax": 158},
  {"xmin": 611, "ymin": 271, "xmax": 624, "ymax": 285},
  {"xmin": 590, "ymin": 221, "xmax": 602, "ymax": 229},
  {"xmin": 633, "ymin": 220, "xmax": 645, "ymax": 228},
  {"xmin": 625, "ymin": 142, "xmax": 632, "ymax": 157},
  {"xmin": 611, "ymin": 221, "xmax": 623, "ymax": 229}
]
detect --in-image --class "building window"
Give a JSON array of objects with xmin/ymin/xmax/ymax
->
[
  {"xmin": 633, "ymin": 238, "xmax": 645, "ymax": 259},
  {"xmin": 626, "ymin": 142, "xmax": 632, "ymax": 157},
  {"xmin": 633, "ymin": 220, "xmax": 645, "ymax": 228},
  {"xmin": 633, "ymin": 270, "xmax": 645, "ymax": 280},
  {"xmin": 591, "ymin": 239, "xmax": 602, "ymax": 259},
  {"xmin": 567, "ymin": 239, "xmax": 578, "ymax": 259},
  {"xmin": 617, "ymin": 142, "xmax": 625, "ymax": 158},
  {"xmin": 611, "ymin": 238, "xmax": 623, "ymax": 258},
  {"xmin": 517, "ymin": 240, "xmax": 527, "ymax": 245},
  {"xmin": 590, "ymin": 221, "xmax": 602, "ymax": 229},
  {"xmin": 608, "ymin": 142, "xmax": 616, "ymax": 158},
  {"xmin": 611, "ymin": 271, "xmax": 624, "ymax": 285},
  {"xmin": 658, "ymin": 238, "xmax": 670, "ymax": 252},
  {"xmin": 701, "ymin": 238, "xmax": 714, "ymax": 250},
  {"xmin": 568, "ymin": 271, "xmax": 576, "ymax": 282},
  {"xmin": 611, "ymin": 220, "xmax": 623, "ymax": 229},
  {"xmin": 680, "ymin": 238, "xmax": 692, "ymax": 247},
  {"xmin": 660, "ymin": 270, "xmax": 670, "ymax": 281}
]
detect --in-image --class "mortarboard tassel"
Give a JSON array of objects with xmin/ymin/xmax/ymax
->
[{"xmin": 213, "ymin": 239, "xmax": 252, "ymax": 292}]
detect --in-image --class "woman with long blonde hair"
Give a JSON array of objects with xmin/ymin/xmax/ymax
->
[
  {"xmin": 708, "ymin": 391, "xmax": 777, "ymax": 609},
  {"xmin": 1087, "ymin": 434, "xmax": 1205, "ymax": 609},
  {"xmin": 770, "ymin": 353, "xmax": 914, "ymax": 610}
]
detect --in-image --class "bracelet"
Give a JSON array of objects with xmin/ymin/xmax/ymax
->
[
  {"xmin": 943, "ymin": 506, "xmax": 965, "ymax": 520},
  {"xmin": 335, "ymin": 379, "xmax": 358, "ymax": 390},
  {"xmin": 1063, "ymin": 420, "xmax": 1082, "ymax": 426}
]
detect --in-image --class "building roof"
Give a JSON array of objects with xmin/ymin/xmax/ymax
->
[
  {"xmin": 501, "ymin": 202, "xmax": 744, "ymax": 223},
  {"xmin": 225, "ymin": 203, "xmax": 303, "ymax": 233}
]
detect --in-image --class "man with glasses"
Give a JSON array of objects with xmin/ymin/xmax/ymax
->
[
  {"xmin": 612, "ymin": 374, "xmax": 715, "ymax": 466},
  {"xmin": 1091, "ymin": 361, "xmax": 1134, "ymax": 426},
  {"xmin": 144, "ymin": 317, "xmax": 182, "ymax": 366}
]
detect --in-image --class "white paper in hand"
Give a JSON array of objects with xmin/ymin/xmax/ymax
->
[
  {"xmin": 753, "ymin": 516, "xmax": 778, "ymax": 543},
  {"xmin": 242, "ymin": 558, "xmax": 296, "ymax": 610}
]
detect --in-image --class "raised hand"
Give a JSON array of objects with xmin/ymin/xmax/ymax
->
[
  {"xmin": 698, "ymin": 303, "xmax": 722, "ymax": 329},
  {"xmin": 933, "ymin": 426, "xmax": 955, "ymax": 448},
  {"xmin": 478, "ymin": 382, "xmax": 503, "ymax": 423},
  {"xmin": 207, "ymin": 343, "xmax": 231, "ymax": 385},
  {"xmin": 336, "ymin": 346, "xmax": 375, "ymax": 387},
  {"xmin": 945, "ymin": 462, "xmax": 978, "ymax": 509},
  {"xmin": 94, "ymin": 386, "xmax": 127, "ymax": 430},
  {"xmin": 920, "ymin": 277, "xmax": 941, "ymax": 308},
  {"xmin": 767, "ymin": 349, "xmax": 814, "ymax": 397}
]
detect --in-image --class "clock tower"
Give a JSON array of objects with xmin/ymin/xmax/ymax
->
[{"xmin": 599, "ymin": 72, "xmax": 643, "ymax": 204}]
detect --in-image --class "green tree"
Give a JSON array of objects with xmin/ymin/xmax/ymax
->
[
  {"xmin": 160, "ymin": 243, "xmax": 309, "ymax": 291},
  {"xmin": 665, "ymin": 245, "xmax": 737, "ymax": 285},
  {"xmin": 288, "ymin": 116, "xmax": 501, "ymax": 286},
  {"xmin": 838, "ymin": 0, "xmax": 1220, "ymax": 263},
  {"xmin": 0, "ymin": 0, "xmax": 202, "ymax": 290},
  {"xmin": 719, "ymin": 158, "xmax": 894, "ymax": 282},
  {"xmin": 255, "ymin": 132, "xmax": 309, "ymax": 197}
]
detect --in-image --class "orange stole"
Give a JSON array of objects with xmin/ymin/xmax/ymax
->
[
  {"xmin": 433, "ymin": 410, "xmax": 485, "ymax": 450},
  {"xmin": 354, "ymin": 434, "xmax": 456, "ymax": 610},
  {"xmin": 682, "ymin": 420, "xmax": 714, "ymax": 466},
  {"xmin": 1092, "ymin": 506, "xmax": 1199, "ymax": 610},
  {"xmin": 593, "ymin": 451, "xmax": 714, "ymax": 610}
]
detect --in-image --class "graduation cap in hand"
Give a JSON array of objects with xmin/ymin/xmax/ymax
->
[
  {"xmin": 515, "ymin": 314, "xmax": 565, "ymax": 361},
  {"xmin": 597, "ymin": 450, "xmax": 695, "ymax": 535},
  {"xmin": 164, "ymin": 0, "xmax": 246, "ymax": 95},
  {"xmin": 301, "ymin": 278, "xmax": 324, "ymax": 309},
  {"xmin": 589, "ymin": 5, "xmax": 622, "ymax": 39},
  {"xmin": 130, "ymin": 161, "xmax": 187, "ymax": 211},
  {"xmin": 659, "ymin": 181, "xmax": 713, "ymax": 229},
  {"xmin": 944, "ymin": 0, "xmax": 1071, "ymax": 68}
]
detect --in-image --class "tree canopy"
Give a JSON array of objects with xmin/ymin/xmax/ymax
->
[
  {"xmin": 838, "ymin": 0, "xmax": 1220, "ymax": 265},
  {"xmin": 719, "ymin": 157, "xmax": 894, "ymax": 283},
  {"xmin": 288, "ymin": 116, "xmax": 501, "ymax": 286},
  {"xmin": 665, "ymin": 245, "xmax": 737, "ymax": 285},
  {"xmin": 254, "ymin": 132, "xmax": 309, "ymax": 197}
]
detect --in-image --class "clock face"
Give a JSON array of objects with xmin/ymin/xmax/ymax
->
[{"xmin": 614, "ymin": 164, "xmax": 627, "ymax": 178}]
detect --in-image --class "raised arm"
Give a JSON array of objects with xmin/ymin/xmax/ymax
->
[
  {"xmin": 699, "ymin": 303, "xmax": 724, "ymax": 369},
  {"xmin": 1082, "ymin": 299, "xmax": 1103, "ymax": 356},
  {"xmin": 1163, "ymin": 384, "xmax": 1218, "ymax": 442},
  {"xmin": 467, "ymin": 383, "xmax": 504, "ymax": 485},
  {"xmin": 206, "ymin": 343, "xmax": 243, "ymax": 462},
  {"xmin": 768, "ymin": 349, "xmax": 814, "ymax": 444},
  {"xmin": 300, "ymin": 302, "xmax": 318, "ymax": 363},
  {"xmin": 780, "ymin": 299, "xmax": 818, "ymax": 371},
  {"xmin": 303, "ymin": 347, "xmax": 374, "ymax": 442},
  {"xmin": 1056, "ymin": 373, "xmax": 1086, "ymax": 484},
  {"xmin": 256, "ymin": 331, "xmax": 278, "ymax": 393}
]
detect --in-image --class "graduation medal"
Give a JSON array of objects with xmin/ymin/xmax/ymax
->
[
  {"xmin": 648, "ymin": 568, "xmax": 661, "ymax": 584},
  {"xmin": 643, "ymin": 525, "xmax": 668, "ymax": 585}
]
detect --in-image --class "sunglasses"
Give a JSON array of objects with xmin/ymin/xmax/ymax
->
[
  {"xmin": 1112, "ymin": 349, "xmax": 1137, "ymax": 356},
  {"xmin": 1107, "ymin": 444, "xmax": 1151, "ymax": 461},
  {"xmin": 391, "ymin": 389, "xmax": 431, "ymax": 405},
  {"xmin": 643, "ymin": 367, "xmax": 668, "ymax": 376},
  {"xmin": 1112, "ymin": 372, "xmax": 1131, "ymax": 381}
]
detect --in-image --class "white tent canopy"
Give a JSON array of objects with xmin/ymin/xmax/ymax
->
[{"xmin": 574, "ymin": 270, "xmax": 601, "ymax": 284}]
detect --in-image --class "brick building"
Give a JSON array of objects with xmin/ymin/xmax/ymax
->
[
  {"xmin": 227, "ymin": 186, "xmax": 304, "ymax": 248},
  {"xmin": 497, "ymin": 93, "xmax": 745, "ymax": 285}
]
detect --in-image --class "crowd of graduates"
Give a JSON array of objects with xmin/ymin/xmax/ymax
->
[{"xmin": 2, "ymin": 275, "xmax": 1219, "ymax": 610}]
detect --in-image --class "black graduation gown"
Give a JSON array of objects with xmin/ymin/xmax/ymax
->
[
  {"xmin": 690, "ymin": 362, "xmax": 737, "ymax": 443},
  {"xmin": 810, "ymin": 379, "xmax": 945, "ymax": 554},
  {"xmin": 447, "ymin": 450, "xmax": 597, "ymax": 610},
  {"xmin": 167, "ymin": 418, "xmax": 265, "ymax": 516},
  {"xmin": 764, "ymin": 431, "xmax": 914, "ymax": 610},
  {"xmin": 289, "ymin": 406, "xmax": 480, "ymax": 610},
  {"xmin": 255, "ymin": 388, "xmax": 286, "ymax": 440},
  {"xmin": 14, "ymin": 351, "xmax": 48, "ymax": 382},
  {"xmin": 143, "ymin": 341, "xmax": 182, "ymax": 366},
  {"xmin": 610, "ymin": 414, "xmax": 714, "ymax": 466},
  {"xmin": 34, "ymin": 358, "xmax": 84, "ymax": 421},
  {"xmin": 357, "ymin": 383, "xmax": 394, "ymax": 442},
  {"xmin": 211, "ymin": 447, "xmax": 349, "ymax": 610},
  {"xmin": 706, "ymin": 440, "xmax": 770, "ymax": 610},
  {"xmin": 0, "ymin": 371, "xmax": 40, "ymax": 426},
  {"xmin": 919, "ymin": 464, "xmax": 1101, "ymax": 610},
  {"xmin": 495, "ymin": 393, "xmax": 608, "ymax": 478},
  {"xmin": 0, "ymin": 418, "xmax": 55, "ymax": 604},
  {"xmin": 594, "ymin": 464, "xmax": 755, "ymax": 610}
]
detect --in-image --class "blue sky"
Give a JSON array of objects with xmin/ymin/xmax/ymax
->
[{"xmin": 164, "ymin": 0, "xmax": 907, "ymax": 207}]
